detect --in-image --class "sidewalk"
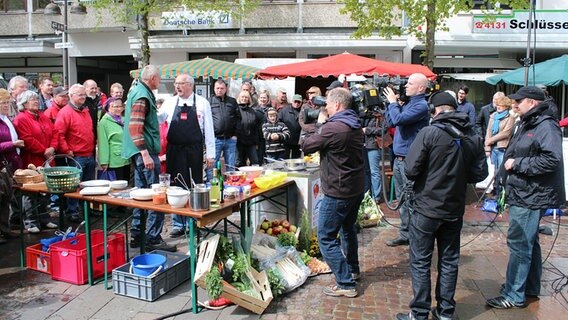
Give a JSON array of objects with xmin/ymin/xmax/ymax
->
[{"xmin": 1, "ymin": 206, "xmax": 567, "ymax": 320}]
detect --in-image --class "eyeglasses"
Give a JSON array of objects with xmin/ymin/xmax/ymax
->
[
  {"xmin": 307, "ymin": 91, "xmax": 316, "ymax": 95},
  {"xmin": 174, "ymin": 82, "xmax": 191, "ymax": 86}
]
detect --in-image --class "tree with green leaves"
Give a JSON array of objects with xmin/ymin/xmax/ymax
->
[
  {"xmin": 88, "ymin": 0, "xmax": 259, "ymax": 67},
  {"xmin": 341, "ymin": 0, "xmax": 529, "ymax": 69}
]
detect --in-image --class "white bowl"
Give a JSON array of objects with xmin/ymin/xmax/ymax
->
[
  {"xmin": 110, "ymin": 180, "xmax": 128, "ymax": 189},
  {"xmin": 238, "ymin": 166, "xmax": 264, "ymax": 179},
  {"xmin": 166, "ymin": 189, "xmax": 190, "ymax": 208}
]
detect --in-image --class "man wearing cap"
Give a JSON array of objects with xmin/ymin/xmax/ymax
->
[
  {"xmin": 384, "ymin": 73, "xmax": 430, "ymax": 247},
  {"xmin": 326, "ymin": 80, "xmax": 343, "ymax": 92},
  {"xmin": 486, "ymin": 86, "xmax": 565, "ymax": 310},
  {"xmin": 44, "ymin": 87, "xmax": 69, "ymax": 123},
  {"xmin": 278, "ymin": 94, "xmax": 302, "ymax": 159},
  {"xmin": 396, "ymin": 91, "xmax": 487, "ymax": 320},
  {"xmin": 272, "ymin": 87, "xmax": 290, "ymax": 112}
]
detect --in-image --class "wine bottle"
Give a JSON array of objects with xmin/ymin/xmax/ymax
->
[
  {"xmin": 217, "ymin": 161, "xmax": 224, "ymax": 203},
  {"xmin": 210, "ymin": 168, "xmax": 220, "ymax": 207}
]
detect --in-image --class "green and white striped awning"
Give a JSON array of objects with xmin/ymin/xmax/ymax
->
[{"xmin": 129, "ymin": 57, "xmax": 260, "ymax": 80}]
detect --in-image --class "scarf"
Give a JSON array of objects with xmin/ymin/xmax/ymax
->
[
  {"xmin": 109, "ymin": 113, "xmax": 123, "ymax": 127},
  {"xmin": 0, "ymin": 114, "xmax": 19, "ymax": 154},
  {"xmin": 492, "ymin": 110, "xmax": 509, "ymax": 135}
]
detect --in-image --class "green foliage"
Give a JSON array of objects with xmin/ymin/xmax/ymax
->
[
  {"xmin": 266, "ymin": 268, "xmax": 286, "ymax": 298},
  {"xmin": 216, "ymin": 235, "xmax": 235, "ymax": 264},
  {"xmin": 231, "ymin": 251, "xmax": 248, "ymax": 282},
  {"xmin": 340, "ymin": 0, "xmax": 531, "ymax": 68},
  {"xmin": 204, "ymin": 265, "xmax": 223, "ymax": 300},
  {"xmin": 277, "ymin": 232, "xmax": 298, "ymax": 248},
  {"xmin": 297, "ymin": 209, "xmax": 312, "ymax": 252}
]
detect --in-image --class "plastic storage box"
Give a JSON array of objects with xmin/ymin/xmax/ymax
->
[
  {"xmin": 50, "ymin": 230, "xmax": 126, "ymax": 285},
  {"xmin": 112, "ymin": 250, "xmax": 190, "ymax": 301},
  {"xmin": 26, "ymin": 243, "xmax": 51, "ymax": 274}
]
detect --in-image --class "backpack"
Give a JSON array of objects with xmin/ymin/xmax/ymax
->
[{"xmin": 431, "ymin": 122, "xmax": 488, "ymax": 184}]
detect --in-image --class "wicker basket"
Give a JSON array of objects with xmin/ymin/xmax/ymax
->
[
  {"xmin": 42, "ymin": 155, "xmax": 82, "ymax": 193},
  {"xmin": 14, "ymin": 174, "xmax": 44, "ymax": 185}
]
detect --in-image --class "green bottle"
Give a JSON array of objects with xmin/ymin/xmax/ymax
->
[
  {"xmin": 210, "ymin": 168, "xmax": 221, "ymax": 207},
  {"xmin": 217, "ymin": 161, "xmax": 224, "ymax": 203}
]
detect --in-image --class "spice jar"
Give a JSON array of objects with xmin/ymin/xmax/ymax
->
[{"xmin": 152, "ymin": 190, "xmax": 166, "ymax": 205}]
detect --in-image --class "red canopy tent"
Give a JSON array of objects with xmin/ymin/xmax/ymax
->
[{"xmin": 255, "ymin": 53, "xmax": 436, "ymax": 80}]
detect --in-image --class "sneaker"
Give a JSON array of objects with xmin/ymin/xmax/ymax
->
[
  {"xmin": 486, "ymin": 296, "xmax": 526, "ymax": 309},
  {"xmin": 27, "ymin": 226, "xmax": 40, "ymax": 234},
  {"xmin": 431, "ymin": 308, "xmax": 454, "ymax": 320},
  {"xmin": 169, "ymin": 228, "xmax": 185, "ymax": 238},
  {"xmin": 351, "ymin": 273, "xmax": 361, "ymax": 281},
  {"xmin": 146, "ymin": 239, "xmax": 177, "ymax": 252},
  {"xmin": 395, "ymin": 312, "xmax": 416, "ymax": 320},
  {"xmin": 386, "ymin": 237, "xmax": 409, "ymax": 247},
  {"xmin": 68, "ymin": 215, "xmax": 83, "ymax": 223},
  {"xmin": 322, "ymin": 285, "xmax": 357, "ymax": 298},
  {"xmin": 43, "ymin": 222, "xmax": 58, "ymax": 229}
]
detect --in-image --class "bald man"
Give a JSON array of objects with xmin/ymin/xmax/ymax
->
[
  {"xmin": 384, "ymin": 73, "xmax": 430, "ymax": 247},
  {"xmin": 83, "ymin": 79, "xmax": 102, "ymax": 151}
]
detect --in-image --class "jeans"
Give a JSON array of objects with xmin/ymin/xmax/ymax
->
[
  {"xmin": 409, "ymin": 212, "xmax": 462, "ymax": 320},
  {"xmin": 393, "ymin": 157, "xmax": 411, "ymax": 240},
  {"xmin": 207, "ymin": 137, "xmax": 237, "ymax": 180},
  {"xmin": 66, "ymin": 155, "xmax": 96, "ymax": 216},
  {"xmin": 237, "ymin": 143, "xmax": 259, "ymax": 166},
  {"xmin": 490, "ymin": 148, "xmax": 505, "ymax": 194},
  {"xmin": 501, "ymin": 205, "xmax": 543, "ymax": 304},
  {"xmin": 317, "ymin": 193, "xmax": 363, "ymax": 289},
  {"xmin": 131, "ymin": 153, "xmax": 164, "ymax": 243},
  {"xmin": 367, "ymin": 149, "xmax": 382, "ymax": 202}
]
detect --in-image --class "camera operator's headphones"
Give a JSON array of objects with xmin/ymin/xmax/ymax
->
[{"xmin": 427, "ymin": 91, "xmax": 440, "ymax": 115}]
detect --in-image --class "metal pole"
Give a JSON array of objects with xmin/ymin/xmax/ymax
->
[
  {"xmin": 523, "ymin": 0, "xmax": 535, "ymax": 86},
  {"xmin": 63, "ymin": 1, "xmax": 69, "ymax": 88}
]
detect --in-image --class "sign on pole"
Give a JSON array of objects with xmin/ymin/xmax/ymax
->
[
  {"xmin": 55, "ymin": 42, "xmax": 73, "ymax": 49},
  {"xmin": 51, "ymin": 21, "xmax": 65, "ymax": 32}
]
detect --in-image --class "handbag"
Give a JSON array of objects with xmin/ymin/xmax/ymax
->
[
  {"xmin": 481, "ymin": 199, "xmax": 499, "ymax": 213},
  {"xmin": 374, "ymin": 116, "xmax": 393, "ymax": 148},
  {"xmin": 97, "ymin": 169, "xmax": 117, "ymax": 181}
]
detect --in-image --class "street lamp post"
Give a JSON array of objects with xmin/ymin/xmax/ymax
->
[{"xmin": 45, "ymin": 1, "xmax": 87, "ymax": 88}]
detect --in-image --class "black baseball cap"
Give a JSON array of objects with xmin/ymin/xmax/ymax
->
[
  {"xmin": 326, "ymin": 80, "xmax": 343, "ymax": 90},
  {"xmin": 508, "ymin": 86, "xmax": 545, "ymax": 101}
]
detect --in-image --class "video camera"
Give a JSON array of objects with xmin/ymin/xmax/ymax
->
[{"xmin": 374, "ymin": 75, "xmax": 408, "ymax": 104}]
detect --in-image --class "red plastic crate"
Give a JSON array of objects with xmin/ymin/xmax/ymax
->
[
  {"xmin": 26, "ymin": 243, "xmax": 51, "ymax": 274},
  {"xmin": 50, "ymin": 230, "xmax": 126, "ymax": 285}
]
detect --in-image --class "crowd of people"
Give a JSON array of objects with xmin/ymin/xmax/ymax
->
[{"xmin": 0, "ymin": 68, "xmax": 565, "ymax": 320}]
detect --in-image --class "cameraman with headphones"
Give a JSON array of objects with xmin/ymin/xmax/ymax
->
[{"xmin": 396, "ymin": 91, "xmax": 487, "ymax": 320}]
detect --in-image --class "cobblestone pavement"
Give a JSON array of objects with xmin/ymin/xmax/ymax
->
[{"xmin": 1, "ymin": 206, "xmax": 567, "ymax": 320}]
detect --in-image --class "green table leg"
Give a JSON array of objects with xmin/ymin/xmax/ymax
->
[
  {"xmin": 189, "ymin": 218, "xmax": 198, "ymax": 313},
  {"xmin": 140, "ymin": 210, "xmax": 146, "ymax": 254},
  {"xmin": 19, "ymin": 192, "xmax": 25, "ymax": 268},
  {"xmin": 103, "ymin": 203, "xmax": 109, "ymax": 289},
  {"xmin": 57, "ymin": 194, "xmax": 65, "ymax": 231},
  {"xmin": 84, "ymin": 201, "xmax": 93, "ymax": 286}
]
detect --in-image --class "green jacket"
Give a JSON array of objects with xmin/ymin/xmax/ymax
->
[
  {"xmin": 122, "ymin": 80, "xmax": 160, "ymax": 159},
  {"xmin": 97, "ymin": 114, "xmax": 130, "ymax": 168}
]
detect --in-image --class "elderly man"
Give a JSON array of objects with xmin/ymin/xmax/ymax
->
[
  {"xmin": 209, "ymin": 79, "xmax": 239, "ymax": 172},
  {"xmin": 396, "ymin": 91, "xmax": 487, "ymax": 320},
  {"xmin": 44, "ymin": 87, "xmax": 69, "ymax": 123},
  {"xmin": 301, "ymin": 87, "xmax": 365, "ymax": 298},
  {"xmin": 272, "ymin": 87, "xmax": 290, "ymax": 112},
  {"xmin": 384, "ymin": 73, "xmax": 430, "ymax": 247},
  {"xmin": 83, "ymin": 79, "xmax": 102, "ymax": 149},
  {"xmin": 38, "ymin": 77, "xmax": 54, "ymax": 112},
  {"xmin": 159, "ymin": 73, "xmax": 215, "ymax": 238},
  {"xmin": 7, "ymin": 76, "xmax": 29, "ymax": 120},
  {"xmin": 54, "ymin": 84, "xmax": 96, "ymax": 223},
  {"xmin": 476, "ymin": 91, "xmax": 504, "ymax": 141},
  {"xmin": 486, "ymin": 86, "xmax": 565, "ymax": 309},
  {"xmin": 122, "ymin": 65, "xmax": 176, "ymax": 252},
  {"xmin": 104, "ymin": 82, "xmax": 124, "ymax": 111}
]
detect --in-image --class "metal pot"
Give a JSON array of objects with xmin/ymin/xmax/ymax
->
[
  {"xmin": 284, "ymin": 158, "xmax": 306, "ymax": 171},
  {"xmin": 189, "ymin": 186, "xmax": 210, "ymax": 211}
]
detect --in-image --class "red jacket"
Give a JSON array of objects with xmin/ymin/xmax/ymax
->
[
  {"xmin": 54, "ymin": 105, "xmax": 94, "ymax": 157},
  {"xmin": 44, "ymin": 101, "xmax": 66, "ymax": 123},
  {"xmin": 13, "ymin": 111, "xmax": 58, "ymax": 167}
]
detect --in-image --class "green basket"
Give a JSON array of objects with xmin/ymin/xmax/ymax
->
[{"xmin": 42, "ymin": 155, "xmax": 82, "ymax": 193}]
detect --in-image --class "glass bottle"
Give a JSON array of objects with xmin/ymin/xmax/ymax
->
[
  {"xmin": 217, "ymin": 161, "xmax": 225, "ymax": 203},
  {"xmin": 210, "ymin": 168, "xmax": 221, "ymax": 207}
]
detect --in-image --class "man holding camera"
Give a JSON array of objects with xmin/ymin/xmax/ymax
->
[
  {"xmin": 301, "ymin": 87, "xmax": 365, "ymax": 297},
  {"xmin": 384, "ymin": 73, "xmax": 430, "ymax": 247}
]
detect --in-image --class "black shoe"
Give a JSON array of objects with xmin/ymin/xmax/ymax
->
[
  {"xmin": 130, "ymin": 236, "xmax": 141, "ymax": 249},
  {"xmin": 395, "ymin": 312, "xmax": 416, "ymax": 320},
  {"xmin": 431, "ymin": 308, "xmax": 454, "ymax": 320},
  {"xmin": 486, "ymin": 296, "xmax": 526, "ymax": 309},
  {"xmin": 386, "ymin": 237, "xmax": 409, "ymax": 247},
  {"xmin": 68, "ymin": 215, "xmax": 83, "ymax": 223},
  {"xmin": 146, "ymin": 239, "xmax": 177, "ymax": 252},
  {"xmin": 169, "ymin": 228, "xmax": 185, "ymax": 238}
]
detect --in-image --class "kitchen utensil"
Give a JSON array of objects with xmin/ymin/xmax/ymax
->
[
  {"xmin": 80, "ymin": 180, "xmax": 110, "ymax": 188},
  {"xmin": 189, "ymin": 168, "xmax": 196, "ymax": 189},
  {"xmin": 174, "ymin": 173, "xmax": 190, "ymax": 191},
  {"xmin": 158, "ymin": 173, "xmax": 171, "ymax": 188},
  {"xmin": 284, "ymin": 158, "xmax": 306, "ymax": 171},
  {"xmin": 189, "ymin": 185, "xmax": 210, "ymax": 211},
  {"xmin": 110, "ymin": 180, "xmax": 128, "ymax": 189},
  {"xmin": 130, "ymin": 188, "xmax": 154, "ymax": 201},
  {"xmin": 224, "ymin": 171, "xmax": 247, "ymax": 184},
  {"xmin": 166, "ymin": 188, "xmax": 190, "ymax": 208},
  {"xmin": 238, "ymin": 166, "xmax": 264, "ymax": 179},
  {"xmin": 79, "ymin": 186, "xmax": 111, "ymax": 196}
]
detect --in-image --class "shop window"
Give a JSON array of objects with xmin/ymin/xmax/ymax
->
[
  {"xmin": 1, "ymin": 0, "xmax": 51, "ymax": 12},
  {"xmin": 470, "ymin": 1, "xmax": 511, "ymax": 10}
]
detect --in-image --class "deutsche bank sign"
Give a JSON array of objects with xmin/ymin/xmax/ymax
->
[{"xmin": 161, "ymin": 11, "xmax": 234, "ymax": 30}]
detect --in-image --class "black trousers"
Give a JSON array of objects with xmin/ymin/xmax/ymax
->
[
  {"xmin": 409, "ymin": 212, "xmax": 463, "ymax": 320},
  {"xmin": 167, "ymin": 143, "xmax": 204, "ymax": 185}
]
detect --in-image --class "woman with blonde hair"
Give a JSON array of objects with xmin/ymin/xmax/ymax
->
[
  {"xmin": 236, "ymin": 90, "xmax": 262, "ymax": 165},
  {"xmin": 485, "ymin": 95, "xmax": 516, "ymax": 196}
]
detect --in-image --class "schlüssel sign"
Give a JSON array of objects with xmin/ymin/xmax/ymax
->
[
  {"xmin": 473, "ymin": 10, "xmax": 568, "ymax": 34},
  {"xmin": 161, "ymin": 11, "xmax": 234, "ymax": 30}
]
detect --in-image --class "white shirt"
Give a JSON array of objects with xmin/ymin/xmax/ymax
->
[{"xmin": 158, "ymin": 93, "xmax": 215, "ymax": 159}]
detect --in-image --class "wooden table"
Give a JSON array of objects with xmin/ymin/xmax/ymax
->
[{"xmin": 65, "ymin": 179, "xmax": 295, "ymax": 313}]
